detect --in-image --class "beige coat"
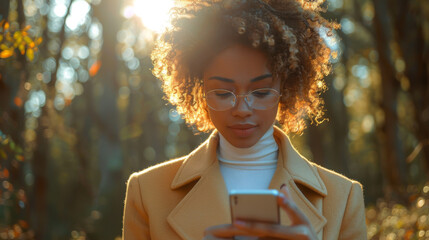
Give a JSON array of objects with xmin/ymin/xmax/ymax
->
[{"xmin": 123, "ymin": 127, "xmax": 367, "ymax": 240}]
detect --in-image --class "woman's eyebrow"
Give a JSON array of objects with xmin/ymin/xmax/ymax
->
[
  {"xmin": 208, "ymin": 73, "xmax": 273, "ymax": 83},
  {"xmin": 251, "ymin": 73, "xmax": 272, "ymax": 82},
  {"xmin": 208, "ymin": 76, "xmax": 234, "ymax": 83}
]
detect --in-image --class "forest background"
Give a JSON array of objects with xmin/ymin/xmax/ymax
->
[{"xmin": 0, "ymin": 0, "xmax": 428, "ymax": 239}]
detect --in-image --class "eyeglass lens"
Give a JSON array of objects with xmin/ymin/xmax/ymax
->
[{"xmin": 206, "ymin": 88, "xmax": 280, "ymax": 111}]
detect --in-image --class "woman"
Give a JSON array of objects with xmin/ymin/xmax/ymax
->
[{"xmin": 123, "ymin": 0, "xmax": 367, "ymax": 239}]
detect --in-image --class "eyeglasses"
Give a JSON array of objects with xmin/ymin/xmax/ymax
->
[{"xmin": 205, "ymin": 88, "xmax": 281, "ymax": 111}]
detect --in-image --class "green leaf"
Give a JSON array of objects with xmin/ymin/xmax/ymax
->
[
  {"xmin": 9, "ymin": 141, "xmax": 15, "ymax": 151},
  {"xmin": 0, "ymin": 149, "xmax": 7, "ymax": 160}
]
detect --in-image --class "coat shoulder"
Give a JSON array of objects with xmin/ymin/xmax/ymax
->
[
  {"xmin": 310, "ymin": 162, "xmax": 362, "ymax": 190},
  {"xmin": 128, "ymin": 157, "xmax": 186, "ymax": 187}
]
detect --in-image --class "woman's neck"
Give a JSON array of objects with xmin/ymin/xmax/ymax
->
[{"xmin": 218, "ymin": 126, "xmax": 278, "ymax": 164}]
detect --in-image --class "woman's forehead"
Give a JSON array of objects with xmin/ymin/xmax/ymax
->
[{"xmin": 203, "ymin": 44, "xmax": 271, "ymax": 77}]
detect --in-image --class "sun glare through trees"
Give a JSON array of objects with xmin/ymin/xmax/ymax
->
[{"xmin": 123, "ymin": 0, "xmax": 175, "ymax": 33}]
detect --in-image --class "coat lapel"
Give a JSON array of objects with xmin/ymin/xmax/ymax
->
[
  {"xmin": 167, "ymin": 132, "xmax": 231, "ymax": 240},
  {"xmin": 270, "ymin": 126, "xmax": 327, "ymax": 234}
]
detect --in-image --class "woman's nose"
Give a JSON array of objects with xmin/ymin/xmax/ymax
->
[{"xmin": 231, "ymin": 96, "xmax": 252, "ymax": 117}]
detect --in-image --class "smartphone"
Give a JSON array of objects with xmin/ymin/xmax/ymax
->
[{"xmin": 229, "ymin": 189, "xmax": 280, "ymax": 224}]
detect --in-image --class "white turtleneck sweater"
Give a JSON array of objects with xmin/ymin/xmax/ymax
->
[{"xmin": 218, "ymin": 126, "xmax": 278, "ymax": 192}]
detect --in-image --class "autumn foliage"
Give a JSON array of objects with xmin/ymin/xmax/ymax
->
[{"xmin": 0, "ymin": 20, "xmax": 42, "ymax": 61}]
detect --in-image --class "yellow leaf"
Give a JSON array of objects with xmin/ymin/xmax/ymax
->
[
  {"xmin": 35, "ymin": 37, "xmax": 42, "ymax": 45},
  {"xmin": 23, "ymin": 36, "xmax": 32, "ymax": 44},
  {"xmin": 29, "ymin": 42, "xmax": 35, "ymax": 48},
  {"xmin": 13, "ymin": 31, "xmax": 22, "ymax": 39},
  {"xmin": 0, "ymin": 50, "xmax": 13, "ymax": 58},
  {"xmin": 26, "ymin": 48, "xmax": 34, "ymax": 61},
  {"xmin": 16, "ymin": 36, "xmax": 22, "ymax": 44},
  {"xmin": 14, "ymin": 38, "xmax": 22, "ymax": 47},
  {"xmin": 4, "ymin": 22, "xmax": 9, "ymax": 30},
  {"xmin": 0, "ymin": 44, "xmax": 8, "ymax": 50},
  {"xmin": 23, "ymin": 25, "xmax": 31, "ymax": 32},
  {"xmin": 0, "ymin": 35, "xmax": 3, "ymax": 42},
  {"xmin": 19, "ymin": 44, "xmax": 25, "ymax": 54}
]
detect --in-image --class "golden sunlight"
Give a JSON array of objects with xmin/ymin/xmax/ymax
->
[{"xmin": 127, "ymin": 0, "xmax": 175, "ymax": 33}]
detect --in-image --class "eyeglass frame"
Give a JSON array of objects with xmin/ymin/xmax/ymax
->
[{"xmin": 204, "ymin": 88, "xmax": 282, "ymax": 111}]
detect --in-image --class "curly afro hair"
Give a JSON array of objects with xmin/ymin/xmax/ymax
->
[{"xmin": 151, "ymin": 0, "xmax": 339, "ymax": 133}]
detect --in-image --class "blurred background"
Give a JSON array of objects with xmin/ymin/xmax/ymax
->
[{"xmin": 0, "ymin": 0, "xmax": 428, "ymax": 239}]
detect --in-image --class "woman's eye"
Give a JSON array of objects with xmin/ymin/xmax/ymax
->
[
  {"xmin": 252, "ymin": 90, "xmax": 271, "ymax": 98},
  {"xmin": 214, "ymin": 91, "xmax": 233, "ymax": 98}
]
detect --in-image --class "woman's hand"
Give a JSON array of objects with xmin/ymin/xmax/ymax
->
[{"xmin": 203, "ymin": 185, "xmax": 318, "ymax": 240}]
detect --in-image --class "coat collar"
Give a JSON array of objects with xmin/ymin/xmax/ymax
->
[
  {"xmin": 168, "ymin": 126, "xmax": 327, "ymax": 240},
  {"xmin": 170, "ymin": 131, "xmax": 220, "ymax": 189},
  {"xmin": 171, "ymin": 126, "xmax": 327, "ymax": 196}
]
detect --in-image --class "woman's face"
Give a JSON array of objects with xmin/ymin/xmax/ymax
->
[{"xmin": 203, "ymin": 44, "xmax": 280, "ymax": 148}]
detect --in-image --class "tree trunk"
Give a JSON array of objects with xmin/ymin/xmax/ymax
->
[
  {"xmin": 92, "ymin": 0, "xmax": 124, "ymax": 238},
  {"xmin": 32, "ymin": 114, "xmax": 49, "ymax": 239},
  {"xmin": 372, "ymin": 0, "xmax": 405, "ymax": 200},
  {"xmin": 390, "ymin": 0, "xmax": 429, "ymax": 174}
]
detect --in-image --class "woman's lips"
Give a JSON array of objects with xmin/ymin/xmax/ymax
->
[{"xmin": 228, "ymin": 124, "xmax": 257, "ymax": 138}]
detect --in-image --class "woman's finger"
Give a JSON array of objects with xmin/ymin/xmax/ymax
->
[
  {"xmin": 278, "ymin": 185, "xmax": 311, "ymax": 226},
  {"xmin": 233, "ymin": 220, "xmax": 313, "ymax": 240},
  {"xmin": 204, "ymin": 224, "xmax": 251, "ymax": 238}
]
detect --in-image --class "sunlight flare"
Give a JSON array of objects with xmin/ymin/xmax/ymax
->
[{"xmin": 128, "ymin": 0, "xmax": 175, "ymax": 33}]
